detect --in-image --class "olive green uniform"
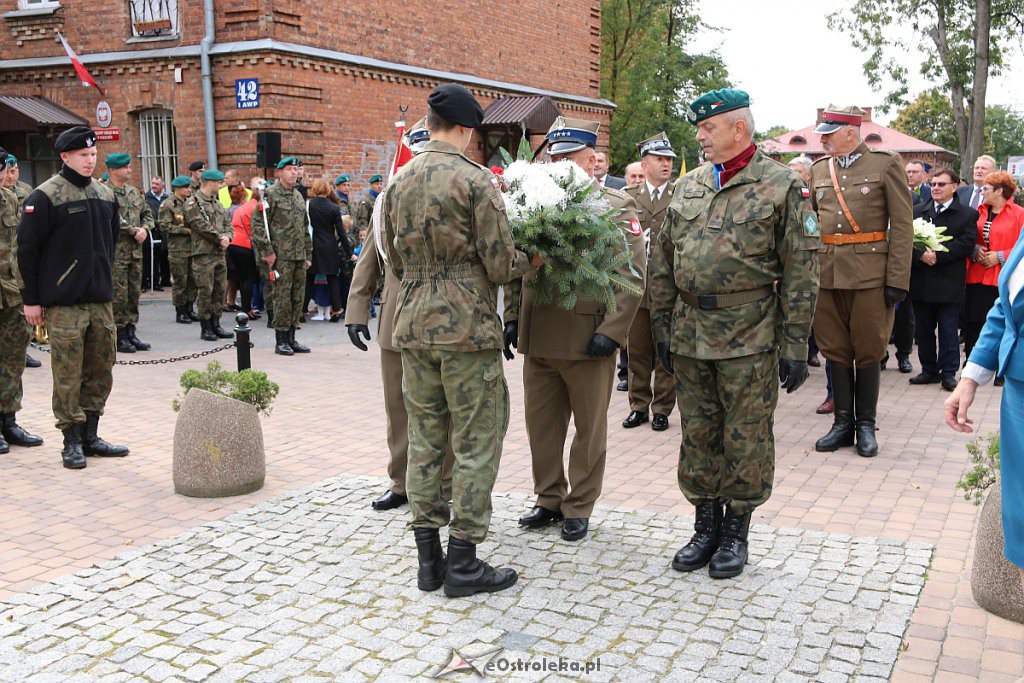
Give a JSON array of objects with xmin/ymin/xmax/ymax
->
[
  {"xmin": 250, "ymin": 183, "xmax": 312, "ymax": 331},
  {"xmin": 13, "ymin": 180, "xmax": 32, "ymax": 220},
  {"xmin": 111, "ymin": 184, "xmax": 154, "ymax": 327},
  {"xmin": 354, "ymin": 191, "xmax": 377, "ymax": 233},
  {"xmin": 158, "ymin": 195, "xmax": 197, "ymax": 308},
  {"xmin": 181, "ymin": 190, "xmax": 232, "ymax": 320},
  {"xmin": 0, "ymin": 188, "xmax": 29, "ymax": 413}
]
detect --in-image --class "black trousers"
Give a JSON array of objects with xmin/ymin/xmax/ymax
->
[
  {"xmin": 226, "ymin": 245, "xmax": 258, "ymax": 312},
  {"xmin": 913, "ymin": 300, "xmax": 961, "ymax": 378},
  {"xmin": 891, "ymin": 295, "xmax": 915, "ymax": 357}
]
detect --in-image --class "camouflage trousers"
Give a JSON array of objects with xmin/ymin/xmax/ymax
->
[
  {"xmin": 192, "ymin": 253, "xmax": 227, "ymax": 320},
  {"xmin": 46, "ymin": 302, "xmax": 115, "ymax": 430},
  {"xmin": 272, "ymin": 259, "xmax": 306, "ymax": 331},
  {"xmin": 673, "ymin": 351, "xmax": 778, "ymax": 515},
  {"xmin": 168, "ymin": 251, "xmax": 197, "ymax": 307},
  {"xmin": 0, "ymin": 306, "xmax": 29, "ymax": 413},
  {"xmin": 402, "ymin": 348, "xmax": 509, "ymax": 544},
  {"xmin": 256, "ymin": 258, "xmax": 275, "ymax": 310},
  {"xmin": 113, "ymin": 253, "xmax": 142, "ymax": 327}
]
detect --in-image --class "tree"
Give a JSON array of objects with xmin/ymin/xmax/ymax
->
[
  {"xmin": 601, "ymin": 0, "xmax": 730, "ymax": 173},
  {"xmin": 828, "ymin": 0, "xmax": 1024, "ymax": 176},
  {"xmin": 756, "ymin": 125, "xmax": 790, "ymax": 144}
]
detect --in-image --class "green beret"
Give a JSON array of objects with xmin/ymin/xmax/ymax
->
[
  {"xmin": 100, "ymin": 172, "xmax": 109, "ymax": 182},
  {"xmin": 6, "ymin": 155, "xmax": 16, "ymax": 166},
  {"xmin": 201, "ymin": 169, "xmax": 225, "ymax": 181},
  {"xmin": 334, "ymin": 174, "xmax": 350, "ymax": 185},
  {"xmin": 686, "ymin": 89, "xmax": 751, "ymax": 125},
  {"xmin": 104, "ymin": 153, "xmax": 132, "ymax": 169},
  {"xmin": 276, "ymin": 156, "xmax": 300, "ymax": 169},
  {"xmin": 368, "ymin": 174, "xmax": 383, "ymax": 184},
  {"xmin": 170, "ymin": 175, "xmax": 192, "ymax": 188}
]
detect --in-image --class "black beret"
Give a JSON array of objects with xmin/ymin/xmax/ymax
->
[
  {"xmin": 188, "ymin": 160, "xmax": 206, "ymax": 172},
  {"xmin": 54, "ymin": 126, "xmax": 98, "ymax": 153},
  {"xmin": 427, "ymin": 83, "xmax": 484, "ymax": 129},
  {"xmin": 0, "ymin": 146, "xmax": 7, "ymax": 168}
]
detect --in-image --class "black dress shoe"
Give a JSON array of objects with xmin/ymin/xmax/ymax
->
[
  {"xmin": 995, "ymin": 376, "xmax": 1005, "ymax": 387},
  {"xmin": 807, "ymin": 356, "xmax": 821, "ymax": 367},
  {"xmin": 651, "ymin": 413, "xmax": 669, "ymax": 431},
  {"xmin": 616, "ymin": 379, "xmax": 628, "ymax": 392},
  {"xmin": 561, "ymin": 518, "xmax": 589, "ymax": 541},
  {"xmin": 897, "ymin": 355, "xmax": 913, "ymax": 373},
  {"xmin": 908, "ymin": 372, "xmax": 940, "ymax": 385},
  {"xmin": 371, "ymin": 490, "xmax": 408, "ymax": 510},
  {"xmin": 25, "ymin": 354, "xmax": 41, "ymax": 368},
  {"xmin": 941, "ymin": 375, "xmax": 958, "ymax": 392},
  {"xmin": 622, "ymin": 411, "xmax": 649, "ymax": 429},
  {"xmin": 518, "ymin": 506, "xmax": 563, "ymax": 528}
]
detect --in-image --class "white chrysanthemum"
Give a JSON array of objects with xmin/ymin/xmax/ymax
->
[{"xmin": 519, "ymin": 172, "xmax": 566, "ymax": 211}]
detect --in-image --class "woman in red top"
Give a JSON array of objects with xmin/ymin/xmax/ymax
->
[
  {"xmin": 963, "ymin": 171, "xmax": 1024, "ymax": 362},
  {"xmin": 228, "ymin": 178, "xmax": 263, "ymax": 319}
]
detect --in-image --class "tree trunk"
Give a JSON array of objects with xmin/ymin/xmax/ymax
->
[
  {"xmin": 929, "ymin": 0, "xmax": 970, "ymax": 175},
  {"xmin": 966, "ymin": 0, "xmax": 992, "ymax": 170}
]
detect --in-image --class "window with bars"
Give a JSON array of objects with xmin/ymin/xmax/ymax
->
[
  {"xmin": 138, "ymin": 109, "xmax": 179, "ymax": 185},
  {"xmin": 128, "ymin": 0, "xmax": 178, "ymax": 37}
]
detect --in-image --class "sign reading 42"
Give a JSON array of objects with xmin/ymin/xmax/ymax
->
[{"xmin": 236, "ymin": 79, "xmax": 260, "ymax": 110}]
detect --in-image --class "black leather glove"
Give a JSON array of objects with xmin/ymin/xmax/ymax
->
[
  {"xmin": 779, "ymin": 359, "xmax": 809, "ymax": 394},
  {"xmin": 346, "ymin": 324, "xmax": 371, "ymax": 351},
  {"xmin": 502, "ymin": 321, "xmax": 518, "ymax": 360},
  {"xmin": 657, "ymin": 341, "xmax": 673, "ymax": 373},
  {"xmin": 584, "ymin": 333, "xmax": 618, "ymax": 358},
  {"xmin": 883, "ymin": 286, "xmax": 908, "ymax": 307}
]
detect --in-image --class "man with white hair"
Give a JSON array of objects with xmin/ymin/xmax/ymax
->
[{"xmin": 957, "ymin": 155, "xmax": 997, "ymax": 210}]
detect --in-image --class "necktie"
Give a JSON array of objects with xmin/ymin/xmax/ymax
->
[{"xmin": 971, "ymin": 187, "xmax": 982, "ymax": 209}]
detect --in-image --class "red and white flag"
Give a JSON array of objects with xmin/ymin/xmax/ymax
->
[
  {"xmin": 57, "ymin": 32, "xmax": 105, "ymax": 96},
  {"xmin": 388, "ymin": 121, "xmax": 414, "ymax": 182}
]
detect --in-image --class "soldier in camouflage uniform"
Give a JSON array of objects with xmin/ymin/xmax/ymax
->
[
  {"xmin": 181, "ymin": 169, "xmax": 233, "ymax": 341},
  {"xmin": 2, "ymin": 155, "xmax": 33, "ymax": 220},
  {"xmin": 159, "ymin": 176, "xmax": 197, "ymax": 324},
  {"xmin": 16, "ymin": 127, "xmax": 130, "ymax": 469},
  {"xmin": 648, "ymin": 90, "xmax": 820, "ymax": 578},
  {"xmin": 333, "ymin": 173, "xmax": 354, "ymax": 236},
  {"xmin": 382, "ymin": 83, "xmax": 532, "ymax": 597},
  {"xmin": 105, "ymin": 153, "xmax": 153, "ymax": 353},
  {"xmin": 250, "ymin": 157, "xmax": 313, "ymax": 356},
  {"xmin": 354, "ymin": 174, "xmax": 383, "ymax": 233},
  {"xmin": 0, "ymin": 150, "xmax": 44, "ymax": 454}
]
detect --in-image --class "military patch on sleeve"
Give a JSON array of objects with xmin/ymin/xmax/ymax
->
[
  {"xmin": 628, "ymin": 218, "xmax": 642, "ymax": 236},
  {"xmin": 800, "ymin": 187, "xmax": 810, "ymax": 198},
  {"xmin": 24, "ymin": 205, "xmax": 33, "ymax": 213},
  {"xmin": 803, "ymin": 212, "xmax": 819, "ymax": 237},
  {"xmin": 490, "ymin": 176, "xmax": 501, "ymax": 191}
]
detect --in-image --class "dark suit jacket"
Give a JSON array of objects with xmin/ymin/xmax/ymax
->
[
  {"xmin": 957, "ymin": 184, "xmax": 983, "ymax": 210},
  {"xmin": 910, "ymin": 195, "xmax": 979, "ymax": 303},
  {"xmin": 601, "ymin": 174, "xmax": 626, "ymax": 190},
  {"xmin": 911, "ymin": 183, "xmax": 932, "ymax": 207}
]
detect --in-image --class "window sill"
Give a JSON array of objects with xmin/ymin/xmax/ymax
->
[
  {"xmin": 126, "ymin": 34, "xmax": 180, "ymax": 45},
  {"xmin": 3, "ymin": 6, "xmax": 61, "ymax": 20}
]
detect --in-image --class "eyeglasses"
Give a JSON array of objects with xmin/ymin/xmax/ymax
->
[
  {"xmin": 980, "ymin": 185, "xmax": 995, "ymax": 192},
  {"xmin": 929, "ymin": 181, "xmax": 951, "ymax": 188}
]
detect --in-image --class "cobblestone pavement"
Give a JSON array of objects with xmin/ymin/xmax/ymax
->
[{"xmin": 0, "ymin": 475, "xmax": 931, "ymax": 682}]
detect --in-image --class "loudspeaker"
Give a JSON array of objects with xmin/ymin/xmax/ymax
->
[{"xmin": 256, "ymin": 131, "xmax": 281, "ymax": 169}]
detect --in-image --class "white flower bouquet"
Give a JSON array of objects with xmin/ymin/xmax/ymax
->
[{"xmin": 913, "ymin": 216, "xmax": 952, "ymax": 252}]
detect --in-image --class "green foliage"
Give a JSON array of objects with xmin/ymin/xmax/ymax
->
[
  {"xmin": 755, "ymin": 125, "xmax": 790, "ymax": 144},
  {"xmin": 172, "ymin": 361, "xmax": 280, "ymax": 416},
  {"xmin": 601, "ymin": 0, "xmax": 730, "ymax": 174},
  {"xmin": 956, "ymin": 432, "xmax": 1001, "ymax": 506}
]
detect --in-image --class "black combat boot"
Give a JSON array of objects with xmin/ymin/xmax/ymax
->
[
  {"xmin": 200, "ymin": 318, "xmax": 218, "ymax": 341},
  {"xmin": 126, "ymin": 324, "xmax": 151, "ymax": 351},
  {"xmin": 672, "ymin": 500, "xmax": 722, "ymax": 572},
  {"xmin": 266, "ymin": 310, "xmax": 274, "ymax": 328},
  {"xmin": 288, "ymin": 327, "xmax": 311, "ymax": 353},
  {"xmin": 708, "ymin": 507, "xmax": 752, "ymax": 579},
  {"xmin": 1, "ymin": 413, "xmax": 43, "ymax": 448},
  {"xmin": 116, "ymin": 327, "xmax": 136, "ymax": 353},
  {"xmin": 175, "ymin": 305, "xmax": 192, "ymax": 324},
  {"xmin": 187, "ymin": 303, "xmax": 200, "ymax": 321},
  {"xmin": 25, "ymin": 354, "xmax": 41, "ymax": 368},
  {"xmin": 443, "ymin": 538, "xmax": 518, "ymax": 597},
  {"xmin": 815, "ymin": 364, "xmax": 855, "ymax": 452},
  {"xmin": 854, "ymin": 364, "xmax": 881, "ymax": 457},
  {"xmin": 211, "ymin": 316, "xmax": 233, "ymax": 339},
  {"xmin": 275, "ymin": 330, "xmax": 295, "ymax": 356},
  {"xmin": 82, "ymin": 414, "xmax": 130, "ymax": 457},
  {"xmin": 413, "ymin": 528, "xmax": 446, "ymax": 591},
  {"xmin": 0, "ymin": 431, "xmax": 8, "ymax": 454},
  {"xmin": 61, "ymin": 425, "xmax": 86, "ymax": 469}
]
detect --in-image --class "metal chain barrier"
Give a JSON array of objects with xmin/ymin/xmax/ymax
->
[{"xmin": 29, "ymin": 341, "xmax": 237, "ymax": 366}]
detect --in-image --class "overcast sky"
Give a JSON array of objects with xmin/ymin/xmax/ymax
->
[{"xmin": 689, "ymin": 0, "xmax": 1024, "ymax": 131}]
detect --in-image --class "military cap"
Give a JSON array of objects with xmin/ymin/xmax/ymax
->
[
  {"xmin": 813, "ymin": 105, "xmax": 866, "ymax": 134},
  {"xmin": 276, "ymin": 156, "xmax": 300, "ymax": 170},
  {"xmin": 104, "ymin": 153, "xmax": 131, "ymax": 168},
  {"xmin": 6, "ymin": 154, "xmax": 17, "ymax": 167},
  {"xmin": 201, "ymin": 169, "xmax": 225, "ymax": 181},
  {"xmin": 546, "ymin": 117, "xmax": 600, "ymax": 155},
  {"xmin": 54, "ymin": 126, "xmax": 97, "ymax": 153},
  {"xmin": 334, "ymin": 173, "xmax": 351, "ymax": 185},
  {"xmin": 188, "ymin": 160, "xmax": 206, "ymax": 172},
  {"xmin": 686, "ymin": 89, "xmax": 751, "ymax": 125},
  {"xmin": 427, "ymin": 83, "xmax": 484, "ymax": 129},
  {"xmin": 368, "ymin": 174, "xmax": 383, "ymax": 184},
  {"xmin": 637, "ymin": 131, "xmax": 677, "ymax": 158},
  {"xmin": 0, "ymin": 149, "xmax": 9, "ymax": 168},
  {"xmin": 170, "ymin": 175, "xmax": 192, "ymax": 188},
  {"xmin": 408, "ymin": 118, "xmax": 430, "ymax": 153}
]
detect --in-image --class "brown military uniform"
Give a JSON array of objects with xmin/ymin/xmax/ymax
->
[
  {"xmin": 624, "ymin": 181, "xmax": 677, "ymax": 418},
  {"xmin": 505, "ymin": 184, "xmax": 646, "ymax": 519},
  {"xmin": 810, "ymin": 142, "xmax": 914, "ymax": 366}
]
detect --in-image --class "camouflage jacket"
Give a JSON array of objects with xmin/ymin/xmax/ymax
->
[
  {"xmin": 0, "ymin": 187, "xmax": 20, "ymax": 308},
  {"xmin": 158, "ymin": 194, "xmax": 192, "ymax": 254},
  {"xmin": 382, "ymin": 140, "xmax": 531, "ymax": 351},
  {"xmin": 112, "ymin": 183, "xmax": 154, "ymax": 259},
  {"xmin": 354, "ymin": 191, "xmax": 377, "ymax": 232},
  {"xmin": 13, "ymin": 180, "xmax": 32, "ymax": 221},
  {"xmin": 250, "ymin": 182, "xmax": 312, "ymax": 262},
  {"xmin": 648, "ymin": 148, "xmax": 820, "ymax": 361},
  {"xmin": 182, "ymin": 189, "xmax": 232, "ymax": 257}
]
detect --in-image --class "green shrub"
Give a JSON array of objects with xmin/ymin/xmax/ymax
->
[
  {"xmin": 956, "ymin": 432, "xmax": 1001, "ymax": 506},
  {"xmin": 172, "ymin": 361, "xmax": 279, "ymax": 416}
]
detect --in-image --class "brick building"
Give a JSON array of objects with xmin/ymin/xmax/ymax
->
[{"xmin": 0, "ymin": 0, "xmax": 612, "ymax": 190}]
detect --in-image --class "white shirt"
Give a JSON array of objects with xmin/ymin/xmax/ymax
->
[
  {"xmin": 646, "ymin": 181, "xmax": 669, "ymax": 202},
  {"xmin": 934, "ymin": 199, "xmax": 953, "ymax": 214},
  {"xmin": 962, "ymin": 258, "xmax": 1024, "ymax": 384}
]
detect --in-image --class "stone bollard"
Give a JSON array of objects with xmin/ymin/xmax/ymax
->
[
  {"xmin": 172, "ymin": 388, "xmax": 265, "ymax": 498},
  {"xmin": 971, "ymin": 485, "xmax": 1024, "ymax": 623}
]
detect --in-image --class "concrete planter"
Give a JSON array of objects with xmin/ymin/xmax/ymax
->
[
  {"xmin": 172, "ymin": 388, "xmax": 265, "ymax": 498},
  {"xmin": 971, "ymin": 484, "xmax": 1024, "ymax": 624}
]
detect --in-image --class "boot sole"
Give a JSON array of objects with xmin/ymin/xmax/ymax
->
[
  {"xmin": 814, "ymin": 440, "xmax": 854, "ymax": 452},
  {"xmin": 63, "ymin": 461, "xmax": 86, "ymax": 469},
  {"xmin": 672, "ymin": 558, "xmax": 711, "ymax": 572},
  {"xmin": 856, "ymin": 449, "xmax": 878, "ymax": 458},
  {"xmin": 443, "ymin": 574, "xmax": 518, "ymax": 597},
  {"xmin": 418, "ymin": 577, "xmax": 444, "ymax": 591},
  {"xmin": 708, "ymin": 565, "xmax": 745, "ymax": 579}
]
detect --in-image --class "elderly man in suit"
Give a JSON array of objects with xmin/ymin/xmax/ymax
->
[{"xmin": 957, "ymin": 155, "xmax": 997, "ymax": 210}]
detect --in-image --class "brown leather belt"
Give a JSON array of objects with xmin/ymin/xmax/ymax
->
[
  {"xmin": 821, "ymin": 231, "xmax": 887, "ymax": 246},
  {"xmin": 679, "ymin": 285, "xmax": 774, "ymax": 311}
]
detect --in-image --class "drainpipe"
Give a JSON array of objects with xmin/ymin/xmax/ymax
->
[{"xmin": 200, "ymin": 0, "xmax": 218, "ymax": 168}]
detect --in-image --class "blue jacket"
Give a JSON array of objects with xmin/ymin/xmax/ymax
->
[{"xmin": 969, "ymin": 236, "xmax": 1024, "ymax": 381}]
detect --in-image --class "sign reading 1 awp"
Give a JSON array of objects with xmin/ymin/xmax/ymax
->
[{"xmin": 236, "ymin": 79, "xmax": 259, "ymax": 110}]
